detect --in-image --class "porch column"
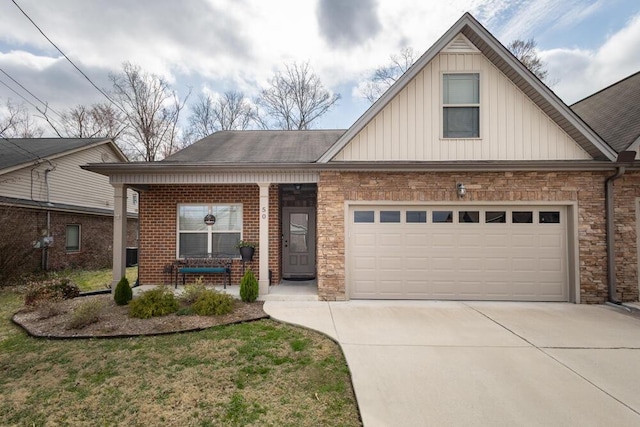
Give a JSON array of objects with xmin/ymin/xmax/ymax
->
[
  {"xmin": 112, "ymin": 184, "xmax": 127, "ymax": 290},
  {"xmin": 258, "ymin": 182, "xmax": 270, "ymax": 295}
]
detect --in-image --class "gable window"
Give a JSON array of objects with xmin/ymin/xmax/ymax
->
[
  {"xmin": 178, "ymin": 204, "xmax": 242, "ymax": 258},
  {"xmin": 66, "ymin": 224, "xmax": 80, "ymax": 252},
  {"xmin": 443, "ymin": 73, "xmax": 479, "ymax": 138}
]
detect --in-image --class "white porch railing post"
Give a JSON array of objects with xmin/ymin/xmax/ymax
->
[{"xmin": 112, "ymin": 183, "xmax": 127, "ymax": 291}]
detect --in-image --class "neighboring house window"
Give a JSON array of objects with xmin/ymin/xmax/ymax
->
[
  {"xmin": 66, "ymin": 225, "xmax": 80, "ymax": 252},
  {"xmin": 443, "ymin": 73, "xmax": 480, "ymax": 138},
  {"xmin": 177, "ymin": 204, "xmax": 242, "ymax": 258}
]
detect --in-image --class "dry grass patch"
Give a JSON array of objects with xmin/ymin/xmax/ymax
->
[{"xmin": 0, "ymin": 290, "xmax": 361, "ymax": 426}]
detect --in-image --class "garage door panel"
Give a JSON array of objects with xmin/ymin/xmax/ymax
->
[
  {"xmin": 458, "ymin": 257, "xmax": 483, "ymax": 271},
  {"xmin": 484, "ymin": 233, "xmax": 510, "ymax": 248},
  {"xmin": 432, "ymin": 257, "xmax": 455, "ymax": 270},
  {"xmin": 354, "ymin": 255, "xmax": 376, "ymax": 270},
  {"xmin": 432, "ymin": 232, "xmax": 455, "ymax": 246},
  {"xmin": 458, "ymin": 233, "xmax": 483, "ymax": 247},
  {"xmin": 405, "ymin": 233, "xmax": 429, "ymax": 246},
  {"xmin": 349, "ymin": 205, "xmax": 568, "ymax": 301},
  {"xmin": 485, "ymin": 258, "xmax": 509, "ymax": 272}
]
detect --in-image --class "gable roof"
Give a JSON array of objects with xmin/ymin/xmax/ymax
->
[
  {"xmin": 318, "ymin": 12, "xmax": 617, "ymax": 162},
  {"xmin": 0, "ymin": 138, "xmax": 125, "ymax": 172},
  {"xmin": 571, "ymin": 71, "xmax": 640, "ymax": 153},
  {"xmin": 164, "ymin": 130, "xmax": 345, "ymax": 163}
]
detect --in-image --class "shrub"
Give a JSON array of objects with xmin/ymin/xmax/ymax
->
[
  {"xmin": 180, "ymin": 277, "xmax": 207, "ymax": 304},
  {"xmin": 114, "ymin": 276, "xmax": 133, "ymax": 305},
  {"xmin": 24, "ymin": 278, "xmax": 80, "ymax": 306},
  {"xmin": 192, "ymin": 289, "xmax": 234, "ymax": 316},
  {"xmin": 129, "ymin": 287, "xmax": 178, "ymax": 319},
  {"xmin": 67, "ymin": 298, "xmax": 103, "ymax": 329},
  {"xmin": 34, "ymin": 298, "xmax": 64, "ymax": 319},
  {"xmin": 239, "ymin": 269, "xmax": 259, "ymax": 303}
]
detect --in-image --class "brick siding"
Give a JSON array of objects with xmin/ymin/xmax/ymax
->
[
  {"xmin": 138, "ymin": 184, "xmax": 280, "ymax": 286},
  {"xmin": 0, "ymin": 205, "xmax": 137, "ymax": 274}
]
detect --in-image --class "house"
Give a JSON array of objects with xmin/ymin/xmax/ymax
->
[
  {"xmin": 0, "ymin": 138, "xmax": 138, "ymax": 280},
  {"xmin": 84, "ymin": 13, "xmax": 640, "ymax": 304}
]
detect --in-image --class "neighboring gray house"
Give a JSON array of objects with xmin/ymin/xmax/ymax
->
[{"xmin": 0, "ymin": 138, "xmax": 138, "ymax": 279}]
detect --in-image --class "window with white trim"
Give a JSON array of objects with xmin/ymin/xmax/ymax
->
[
  {"xmin": 177, "ymin": 204, "xmax": 242, "ymax": 258},
  {"xmin": 443, "ymin": 73, "xmax": 480, "ymax": 138},
  {"xmin": 66, "ymin": 224, "xmax": 80, "ymax": 252}
]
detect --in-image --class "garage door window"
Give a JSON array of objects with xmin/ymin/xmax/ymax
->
[
  {"xmin": 540, "ymin": 211, "xmax": 560, "ymax": 223},
  {"xmin": 433, "ymin": 211, "xmax": 453, "ymax": 223},
  {"xmin": 354, "ymin": 211, "xmax": 375, "ymax": 223},
  {"xmin": 406, "ymin": 211, "xmax": 427, "ymax": 223},
  {"xmin": 380, "ymin": 211, "xmax": 401, "ymax": 223},
  {"xmin": 512, "ymin": 211, "xmax": 533, "ymax": 223},
  {"xmin": 459, "ymin": 211, "xmax": 480, "ymax": 223},
  {"xmin": 486, "ymin": 211, "xmax": 506, "ymax": 223}
]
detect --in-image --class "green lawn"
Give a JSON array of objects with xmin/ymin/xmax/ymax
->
[
  {"xmin": 0, "ymin": 289, "xmax": 361, "ymax": 426},
  {"xmin": 56, "ymin": 266, "xmax": 139, "ymax": 292}
]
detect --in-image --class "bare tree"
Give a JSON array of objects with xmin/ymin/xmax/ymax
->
[
  {"xmin": 0, "ymin": 99, "xmax": 44, "ymax": 137},
  {"xmin": 507, "ymin": 38, "xmax": 549, "ymax": 83},
  {"xmin": 109, "ymin": 62, "xmax": 189, "ymax": 161},
  {"xmin": 51, "ymin": 103, "xmax": 125, "ymax": 139},
  {"xmin": 187, "ymin": 91, "xmax": 254, "ymax": 140},
  {"xmin": 361, "ymin": 47, "xmax": 417, "ymax": 103},
  {"xmin": 256, "ymin": 61, "xmax": 340, "ymax": 130}
]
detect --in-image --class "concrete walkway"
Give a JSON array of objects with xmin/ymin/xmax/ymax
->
[{"xmin": 264, "ymin": 300, "xmax": 640, "ymax": 427}]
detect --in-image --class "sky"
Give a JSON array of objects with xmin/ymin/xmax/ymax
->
[{"xmin": 0, "ymin": 0, "xmax": 639, "ymax": 134}]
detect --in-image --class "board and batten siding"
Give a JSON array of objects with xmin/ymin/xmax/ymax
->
[
  {"xmin": 335, "ymin": 52, "xmax": 591, "ymax": 161},
  {"xmin": 0, "ymin": 144, "xmax": 137, "ymax": 214}
]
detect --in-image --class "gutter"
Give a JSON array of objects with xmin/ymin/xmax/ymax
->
[{"xmin": 605, "ymin": 166, "xmax": 626, "ymax": 304}]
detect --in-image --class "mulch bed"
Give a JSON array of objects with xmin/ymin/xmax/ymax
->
[{"xmin": 12, "ymin": 294, "xmax": 269, "ymax": 339}]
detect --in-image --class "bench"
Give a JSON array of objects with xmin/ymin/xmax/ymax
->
[{"xmin": 174, "ymin": 256, "xmax": 233, "ymax": 289}]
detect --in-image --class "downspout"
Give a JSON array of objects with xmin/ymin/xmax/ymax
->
[
  {"xmin": 43, "ymin": 167, "xmax": 54, "ymax": 271},
  {"xmin": 605, "ymin": 166, "xmax": 625, "ymax": 304}
]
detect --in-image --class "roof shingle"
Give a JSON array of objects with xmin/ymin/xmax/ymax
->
[
  {"xmin": 163, "ymin": 130, "xmax": 346, "ymax": 163},
  {"xmin": 571, "ymin": 71, "xmax": 640, "ymax": 153}
]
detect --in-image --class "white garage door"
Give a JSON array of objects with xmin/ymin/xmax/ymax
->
[{"xmin": 348, "ymin": 205, "xmax": 568, "ymax": 301}]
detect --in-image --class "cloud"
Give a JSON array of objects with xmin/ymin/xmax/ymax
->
[
  {"xmin": 316, "ymin": 0, "xmax": 382, "ymax": 48},
  {"xmin": 542, "ymin": 13, "xmax": 640, "ymax": 104}
]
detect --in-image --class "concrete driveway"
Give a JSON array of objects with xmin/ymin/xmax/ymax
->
[{"xmin": 264, "ymin": 300, "xmax": 640, "ymax": 426}]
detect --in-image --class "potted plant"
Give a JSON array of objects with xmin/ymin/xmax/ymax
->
[{"xmin": 236, "ymin": 240, "xmax": 258, "ymax": 262}]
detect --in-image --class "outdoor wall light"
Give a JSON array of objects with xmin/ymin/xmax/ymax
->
[
  {"xmin": 457, "ymin": 183, "xmax": 467, "ymax": 198},
  {"xmin": 204, "ymin": 214, "xmax": 216, "ymax": 225},
  {"xmin": 294, "ymin": 184, "xmax": 302, "ymax": 190}
]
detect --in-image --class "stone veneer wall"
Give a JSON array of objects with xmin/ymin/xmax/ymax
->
[
  {"xmin": 316, "ymin": 170, "xmax": 638, "ymax": 303},
  {"xmin": 138, "ymin": 184, "xmax": 280, "ymax": 287},
  {"xmin": 615, "ymin": 172, "xmax": 640, "ymax": 302}
]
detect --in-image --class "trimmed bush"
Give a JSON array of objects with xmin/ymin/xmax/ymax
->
[
  {"xmin": 180, "ymin": 278, "xmax": 207, "ymax": 305},
  {"xmin": 24, "ymin": 278, "xmax": 80, "ymax": 306},
  {"xmin": 192, "ymin": 289, "xmax": 234, "ymax": 316},
  {"xmin": 114, "ymin": 276, "xmax": 133, "ymax": 305},
  {"xmin": 239, "ymin": 269, "xmax": 259, "ymax": 303},
  {"xmin": 129, "ymin": 287, "xmax": 178, "ymax": 319},
  {"xmin": 67, "ymin": 298, "xmax": 102, "ymax": 329}
]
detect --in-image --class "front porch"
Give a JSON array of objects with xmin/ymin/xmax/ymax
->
[{"xmin": 134, "ymin": 279, "xmax": 319, "ymax": 301}]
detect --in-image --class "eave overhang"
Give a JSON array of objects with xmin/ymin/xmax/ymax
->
[{"xmin": 82, "ymin": 159, "xmax": 640, "ymax": 179}]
